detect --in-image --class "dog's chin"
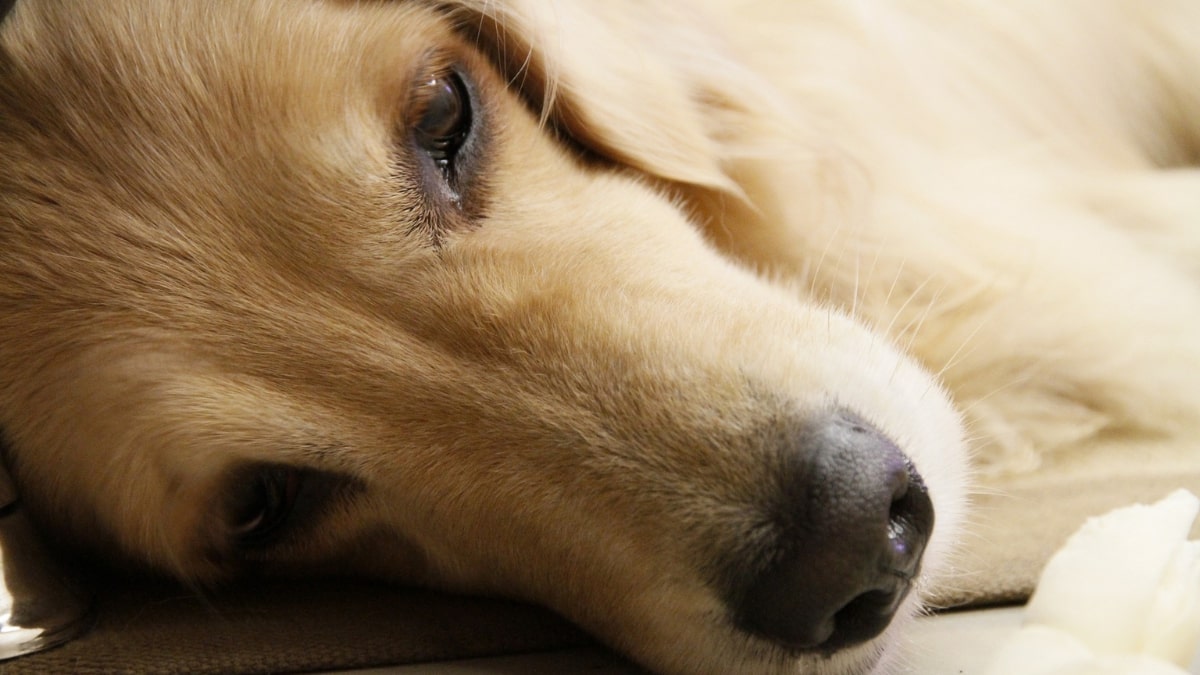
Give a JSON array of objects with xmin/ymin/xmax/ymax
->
[
  {"xmin": 739, "ymin": 636, "xmax": 888, "ymax": 675},
  {"xmin": 641, "ymin": 624, "xmax": 890, "ymax": 675},
  {"xmin": 699, "ymin": 595, "xmax": 922, "ymax": 675}
]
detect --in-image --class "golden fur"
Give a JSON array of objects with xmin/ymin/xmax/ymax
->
[{"xmin": 1, "ymin": 1, "xmax": 1198, "ymax": 673}]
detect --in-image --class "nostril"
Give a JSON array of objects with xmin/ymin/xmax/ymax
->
[
  {"xmin": 887, "ymin": 458, "xmax": 935, "ymax": 580},
  {"xmin": 731, "ymin": 410, "xmax": 935, "ymax": 653},
  {"xmin": 824, "ymin": 587, "xmax": 907, "ymax": 651}
]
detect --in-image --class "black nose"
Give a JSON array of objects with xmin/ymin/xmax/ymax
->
[{"xmin": 733, "ymin": 410, "xmax": 934, "ymax": 653}]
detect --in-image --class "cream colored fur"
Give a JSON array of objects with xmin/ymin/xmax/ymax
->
[{"xmin": 0, "ymin": 1, "xmax": 1197, "ymax": 674}]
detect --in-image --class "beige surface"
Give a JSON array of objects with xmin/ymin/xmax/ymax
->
[{"xmin": 929, "ymin": 443, "xmax": 1200, "ymax": 609}]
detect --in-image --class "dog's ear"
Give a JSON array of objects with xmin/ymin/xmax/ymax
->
[{"xmin": 444, "ymin": 0, "xmax": 778, "ymax": 195}]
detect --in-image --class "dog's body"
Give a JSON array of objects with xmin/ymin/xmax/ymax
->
[{"xmin": 1, "ymin": 1, "xmax": 1198, "ymax": 673}]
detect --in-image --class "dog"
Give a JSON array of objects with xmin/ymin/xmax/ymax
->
[{"xmin": 2, "ymin": 1, "xmax": 1199, "ymax": 673}]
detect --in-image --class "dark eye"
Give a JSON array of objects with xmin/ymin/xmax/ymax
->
[
  {"xmin": 413, "ymin": 71, "xmax": 472, "ymax": 171},
  {"xmin": 229, "ymin": 467, "xmax": 300, "ymax": 546}
]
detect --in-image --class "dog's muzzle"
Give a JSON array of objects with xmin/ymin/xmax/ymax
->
[{"xmin": 731, "ymin": 410, "xmax": 935, "ymax": 653}]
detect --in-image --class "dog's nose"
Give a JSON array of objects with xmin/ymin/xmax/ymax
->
[{"xmin": 733, "ymin": 410, "xmax": 934, "ymax": 653}]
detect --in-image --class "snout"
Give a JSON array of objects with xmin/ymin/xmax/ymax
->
[{"xmin": 732, "ymin": 410, "xmax": 935, "ymax": 653}]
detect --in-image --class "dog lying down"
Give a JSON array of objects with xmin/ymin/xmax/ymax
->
[{"xmin": 1, "ymin": 1, "xmax": 1199, "ymax": 673}]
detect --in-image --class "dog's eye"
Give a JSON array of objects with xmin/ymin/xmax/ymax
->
[
  {"xmin": 413, "ymin": 71, "xmax": 472, "ymax": 171},
  {"xmin": 229, "ymin": 467, "xmax": 300, "ymax": 546}
]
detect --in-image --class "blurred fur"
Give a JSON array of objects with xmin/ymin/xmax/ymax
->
[{"xmin": 1, "ymin": 1, "xmax": 1198, "ymax": 673}]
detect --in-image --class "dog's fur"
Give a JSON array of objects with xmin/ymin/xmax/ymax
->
[{"xmin": 2, "ymin": 1, "xmax": 1199, "ymax": 673}]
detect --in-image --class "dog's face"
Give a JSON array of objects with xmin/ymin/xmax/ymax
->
[{"xmin": 0, "ymin": 2, "xmax": 968, "ymax": 673}]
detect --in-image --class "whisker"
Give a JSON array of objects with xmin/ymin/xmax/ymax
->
[
  {"xmin": 956, "ymin": 368, "xmax": 1036, "ymax": 416},
  {"xmin": 806, "ymin": 219, "xmax": 845, "ymax": 302},
  {"xmin": 850, "ymin": 249, "xmax": 861, "ymax": 320},
  {"xmin": 899, "ymin": 281, "xmax": 946, "ymax": 353},
  {"xmin": 932, "ymin": 315, "xmax": 988, "ymax": 380},
  {"xmin": 852, "ymin": 230, "xmax": 888, "ymax": 323},
  {"xmin": 883, "ymin": 257, "xmax": 908, "ymax": 309}
]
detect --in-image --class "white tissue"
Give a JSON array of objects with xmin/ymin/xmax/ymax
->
[{"xmin": 985, "ymin": 489, "xmax": 1200, "ymax": 675}]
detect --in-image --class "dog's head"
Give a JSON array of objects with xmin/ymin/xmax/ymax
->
[{"xmin": 0, "ymin": 2, "xmax": 968, "ymax": 672}]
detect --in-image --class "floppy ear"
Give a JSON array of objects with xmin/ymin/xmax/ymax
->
[{"xmin": 443, "ymin": 0, "xmax": 777, "ymax": 194}]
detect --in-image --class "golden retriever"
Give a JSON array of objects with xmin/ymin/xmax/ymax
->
[{"xmin": 1, "ymin": 1, "xmax": 1198, "ymax": 673}]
